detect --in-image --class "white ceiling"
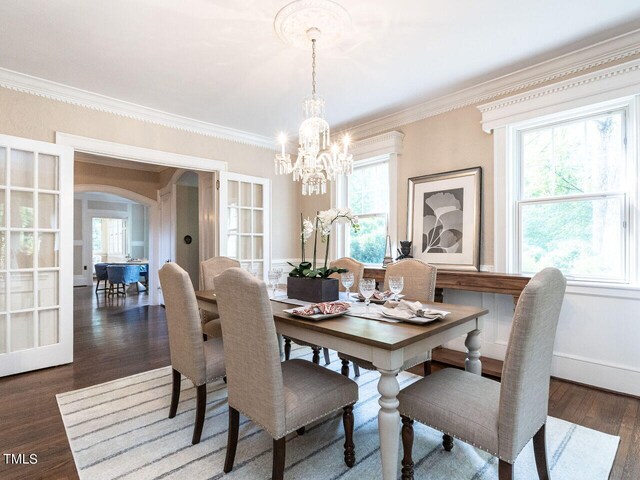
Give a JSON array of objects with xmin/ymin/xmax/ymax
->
[{"xmin": 1, "ymin": 0, "xmax": 640, "ymax": 139}]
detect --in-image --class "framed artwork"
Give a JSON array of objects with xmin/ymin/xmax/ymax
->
[{"xmin": 407, "ymin": 167, "xmax": 481, "ymax": 271}]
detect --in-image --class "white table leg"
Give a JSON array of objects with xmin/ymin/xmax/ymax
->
[
  {"xmin": 465, "ymin": 329, "xmax": 482, "ymax": 375},
  {"xmin": 378, "ymin": 368, "xmax": 401, "ymax": 480}
]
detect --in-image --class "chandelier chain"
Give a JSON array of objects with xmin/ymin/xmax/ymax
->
[{"xmin": 311, "ymin": 38, "xmax": 317, "ymax": 97}]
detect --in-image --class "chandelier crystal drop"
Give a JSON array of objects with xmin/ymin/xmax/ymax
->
[{"xmin": 274, "ymin": 28, "xmax": 353, "ymax": 195}]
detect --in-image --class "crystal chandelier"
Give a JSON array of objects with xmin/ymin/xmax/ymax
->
[{"xmin": 274, "ymin": 28, "xmax": 353, "ymax": 195}]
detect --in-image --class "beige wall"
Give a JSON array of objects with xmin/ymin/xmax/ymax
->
[
  {"xmin": 74, "ymin": 155, "xmax": 175, "ymax": 201},
  {"xmin": 0, "ymin": 87, "xmax": 298, "ymax": 259},
  {"xmin": 397, "ymin": 106, "xmax": 494, "ymax": 266}
]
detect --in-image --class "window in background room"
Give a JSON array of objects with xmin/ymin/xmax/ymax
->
[
  {"xmin": 516, "ymin": 108, "xmax": 629, "ymax": 282},
  {"xmin": 92, "ymin": 218, "xmax": 127, "ymax": 259},
  {"xmin": 346, "ymin": 159, "xmax": 389, "ymax": 265}
]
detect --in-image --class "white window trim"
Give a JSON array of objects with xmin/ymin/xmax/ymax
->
[
  {"xmin": 332, "ymin": 131, "xmax": 403, "ymax": 265},
  {"xmin": 480, "ymin": 58, "xmax": 640, "ymax": 291}
]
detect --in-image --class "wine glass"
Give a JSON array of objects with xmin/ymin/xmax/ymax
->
[
  {"xmin": 388, "ymin": 275, "xmax": 404, "ymax": 301},
  {"xmin": 247, "ymin": 264, "xmax": 259, "ymax": 277},
  {"xmin": 341, "ymin": 271, "xmax": 354, "ymax": 300},
  {"xmin": 359, "ymin": 278, "xmax": 376, "ymax": 312},
  {"xmin": 268, "ymin": 269, "xmax": 280, "ymax": 297}
]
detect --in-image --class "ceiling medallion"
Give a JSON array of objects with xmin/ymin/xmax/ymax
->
[
  {"xmin": 273, "ymin": 0, "xmax": 354, "ymax": 196},
  {"xmin": 274, "ymin": 0, "xmax": 352, "ymax": 50}
]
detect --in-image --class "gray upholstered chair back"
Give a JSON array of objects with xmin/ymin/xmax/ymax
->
[
  {"xmin": 329, "ymin": 257, "xmax": 365, "ymax": 292},
  {"xmin": 215, "ymin": 267, "xmax": 286, "ymax": 438},
  {"xmin": 498, "ymin": 267, "xmax": 566, "ymax": 462},
  {"xmin": 200, "ymin": 256, "xmax": 241, "ymax": 290},
  {"xmin": 158, "ymin": 262, "xmax": 207, "ymax": 386},
  {"xmin": 383, "ymin": 259, "xmax": 437, "ymax": 302}
]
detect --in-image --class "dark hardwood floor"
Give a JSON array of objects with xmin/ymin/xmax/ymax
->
[{"xmin": 1, "ymin": 286, "xmax": 639, "ymax": 479}]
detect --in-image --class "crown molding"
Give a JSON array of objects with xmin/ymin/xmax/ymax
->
[
  {"xmin": 0, "ymin": 67, "xmax": 276, "ymax": 150},
  {"xmin": 478, "ymin": 58, "xmax": 640, "ymax": 132},
  {"xmin": 344, "ymin": 28, "xmax": 640, "ymax": 140},
  {"xmin": 351, "ymin": 130, "xmax": 404, "ymax": 160}
]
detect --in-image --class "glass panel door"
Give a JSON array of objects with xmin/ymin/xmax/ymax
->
[
  {"xmin": 219, "ymin": 172, "xmax": 270, "ymax": 280},
  {"xmin": 0, "ymin": 134, "xmax": 72, "ymax": 376}
]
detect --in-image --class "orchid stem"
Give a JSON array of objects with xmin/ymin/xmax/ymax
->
[
  {"xmin": 312, "ymin": 214, "xmax": 319, "ymax": 271},
  {"xmin": 300, "ymin": 213, "xmax": 305, "ymax": 263},
  {"xmin": 324, "ymin": 234, "xmax": 330, "ymax": 269}
]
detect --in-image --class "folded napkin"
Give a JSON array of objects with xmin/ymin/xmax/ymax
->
[
  {"xmin": 358, "ymin": 290, "xmax": 393, "ymax": 301},
  {"xmin": 292, "ymin": 301, "xmax": 351, "ymax": 316},
  {"xmin": 381, "ymin": 300, "xmax": 449, "ymax": 321}
]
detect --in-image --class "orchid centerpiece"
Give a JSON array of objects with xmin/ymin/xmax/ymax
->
[{"xmin": 289, "ymin": 208, "xmax": 360, "ymax": 279}]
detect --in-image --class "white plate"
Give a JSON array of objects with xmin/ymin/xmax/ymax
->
[
  {"xmin": 351, "ymin": 293, "xmax": 404, "ymax": 304},
  {"xmin": 283, "ymin": 308, "xmax": 349, "ymax": 321}
]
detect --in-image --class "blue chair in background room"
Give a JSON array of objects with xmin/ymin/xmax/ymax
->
[
  {"xmin": 107, "ymin": 265, "xmax": 142, "ymax": 296},
  {"xmin": 139, "ymin": 264, "xmax": 149, "ymax": 290},
  {"xmin": 94, "ymin": 263, "xmax": 109, "ymax": 294}
]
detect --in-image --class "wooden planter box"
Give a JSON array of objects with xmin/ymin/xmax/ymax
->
[{"xmin": 287, "ymin": 277, "xmax": 339, "ymax": 303}]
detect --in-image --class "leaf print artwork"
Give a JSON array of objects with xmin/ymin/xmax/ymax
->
[{"xmin": 422, "ymin": 189, "xmax": 464, "ymax": 253}]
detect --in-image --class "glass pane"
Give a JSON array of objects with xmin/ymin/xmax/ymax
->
[
  {"xmin": 0, "ymin": 188, "xmax": 5, "ymax": 227},
  {"xmin": 253, "ymin": 237, "xmax": 263, "ymax": 260},
  {"xmin": 227, "ymin": 181, "xmax": 239, "ymax": 206},
  {"xmin": 522, "ymin": 111, "xmax": 625, "ymax": 199},
  {"xmin": 38, "ymin": 154, "xmax": 59, "ymax": 190},
  {"xmin": 253, "ymin": 210, "xmax": 263, "ymax": 234},
  {"xmin": 38, "ymin": 193, "xmax": 58, "ymax": 229},
  {"xmin": 38, "ymin": 309, "xmax": 58, "ymax": 346},
  {"xmin": 10, "ymin": 272, "xmax": 34, "ymax": 310},
  {"xmin": 253, "ymin": 184, "xmax": 263, "ymax": 208},
  {"xmin": 0, "ymin": 147, "xmax": 6, "ymax": 185},
  {"xmin": 38, "ymin": 232, "xmax": 59, "ymax": 268},
  {"xmin": 240, "ymin": 236, "xmax": 251, "ymax": 260},
  {"xmin": 10, "ymin": 150, "xmax": 34, "ymax": 188},
  {"xmin": 0, "ymin": 232, "xmax": 5, "ymax": 269},
  {"xmin": 10, "ymin": 232, "xmax": 34, "ymax": 269},
  {"xmin": 0, "ymin": 314, "xmax": 5, "ymax": 354},
  {"xmin": 240, "ymin": 182, "xmax": 252, "ymax": 207},
  {"xmin": 227, "ymin": 235, "xmax": 238, "ymax": 258},
  {"xmin": 348, "ymin": 215, "xmax": 387, "ymax": 265},
  {"xmin": 39, "ymin": 271, "xmax": 58, "ymax": 308},
  {"xmin": 520, "ymin": 197, "xmax": 624, "ymax": 280},
  {"xmin": 0, "ymin": 273, "xmax": 5, "ymax": 311},
  {"xmin": 348, "ymin": 161, "xmax": 389, "ymax": 215},
  {"xmin": 240, "ymin": 209, "xmax": 251, "ymax": 234},
  {"xmin": 10, "ymin": 311, "xmax": 34, "ymax": 352},
  {"xmin": 227, "ymin": 207, "xmax": 238, "ymax": 234},
  {"xmin": 11, "ymin": 190, "xmax": 34, "ymax": 228}
]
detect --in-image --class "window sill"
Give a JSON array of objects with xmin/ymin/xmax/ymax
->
[{"xmin": 565, "ymin": 281, "xmax": 640, "ymax": 300}]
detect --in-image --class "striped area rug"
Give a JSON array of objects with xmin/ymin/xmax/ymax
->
[{"xmin": 57, "ymin": 347, "xmax": 619, "ymax": 480}]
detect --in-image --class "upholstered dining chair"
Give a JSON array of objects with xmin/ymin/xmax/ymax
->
[
  {"xmin": 158, "ymin": 262, "xmax": 226, "ymax": 445},
  {"xmin": 339, "ymin": 258, "xmax": 437, "ymax": 377},
  {"xmin": 398, "ymin": 267, "xmax": 566, "ymax": 480},
  {"xmin": 199, "ymin": 256, "xmax": 240, "ymax": 340},
  {"xmin": 215, "ymin": 268, "xmax": 358, "ymax": 480},
  {"xmin": 94, "ymin": 263, "xmax": 109, "ymax": 294},
  {"xmin": 106, "ymin": 264, "xmax": 141, "ymax": 296}
]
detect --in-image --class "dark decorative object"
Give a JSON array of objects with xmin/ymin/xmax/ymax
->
[
  {"xmin": 407, "ymin": 167, "xmax": 481, "ymax": 271},
  {"xmin": 184, "ymin": 235, "xmax": 192, "ymax": 244},
  {"xmin": 396, "ymin": 240, "xmax": 413, "ymax": 260},
  {"xmin": 286, "ymin": 276, "xmax": 339, "ymax": 303}
]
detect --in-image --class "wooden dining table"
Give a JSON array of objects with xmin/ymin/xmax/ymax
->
[{"xmin": 195, "ymin": 290, "xmax": 489, "ymax": 480}]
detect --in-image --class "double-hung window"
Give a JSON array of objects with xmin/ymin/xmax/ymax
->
[
  {"xmin": 515, "ymin": 107, "xmax": 630, "ymax": 282},
  {"xmin": 344, "ymin": 158, "xmax": 390, "ymax": 265}
]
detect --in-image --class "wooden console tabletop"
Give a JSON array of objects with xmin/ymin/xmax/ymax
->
[{"xmin": 364, "ymin": 267, "xmax": 530, "ymax": 303}]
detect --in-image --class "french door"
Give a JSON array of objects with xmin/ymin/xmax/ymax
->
[
  {"xmin": 0, "ymin": 134, "xmax": 73, "ymax": 376},
  {"xmin": 218, "ymin": 172, "xmax": 270, "ymax": 280}
]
